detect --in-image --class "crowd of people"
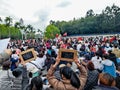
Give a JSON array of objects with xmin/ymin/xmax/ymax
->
[{"xmin": 2, "ymin": 34, "xmax": 120, "ymax": 90}]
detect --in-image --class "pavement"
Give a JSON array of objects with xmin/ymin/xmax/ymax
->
[
  {"xmin": 0, "ymin": 67, "xmax": 13, "ymax": 90},
  {"xmin": 0, "ymin": 67, "xmax": 47, "ymax": 90},
  {"xmin": 0, "ymin": 67, "xmax": 26, "ymax": 90}
]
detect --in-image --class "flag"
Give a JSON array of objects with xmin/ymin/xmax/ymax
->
[
  {"xmin": 0, "ymin": 38, "xmax": 10, "ymax": 53},
  {"xmin": 56, "ymin": 34, "xmax": 59, "ymax": 38},
  {"xmin": 63, "ymin": 32, "xmax": 67, "ymax": 37},
  {"xmin": 78, "ymin": 37, "xmax": 83, "ymax": 41}
]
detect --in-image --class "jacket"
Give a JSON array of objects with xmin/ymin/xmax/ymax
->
[
  {"xmin": 112, "ymin": 48, "xmax": 120, "ymax": 58},
  {"xmin": 102, "ymin": 60, "xmax": 116, "ymax": 77},
  {"xmin": 84, "ymin": 70, "xmax": 99, "ymax": 90},
  {"xmin": 47, "ymin": 65, "xmax": 87, "ymax": 90},
  {"xmin": 92, "ymin": 85, "xmax": 119, "ymax": 90}
]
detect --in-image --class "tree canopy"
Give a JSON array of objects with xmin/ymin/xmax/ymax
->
[
  {"xmin": 48, "ymin": 4, "xmax": 120, "ymax": 36},
  {"xmin": 0, "ymin": 17, "xmax": 36, "ymax": 39},
  {"xmin": 44, "ymin": 24, "xmax": 60, "ymax": 39},
  {"xmin": 0, "ymin": 4, "xmax": 120, "ymax": 39}
]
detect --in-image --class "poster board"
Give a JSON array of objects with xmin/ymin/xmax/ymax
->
[
  {"xmin": 58, "ymin": 49, "xmax": 77, "ymax": 62},
  {"xmin": 19, "ymin": 48, "xmax": 36, "ymax": 63}
]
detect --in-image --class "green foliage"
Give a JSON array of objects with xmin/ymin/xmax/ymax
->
[
  {"xmin": 0, "ymin": 24, "xmax": 22, "ymax": 39},
  {"xmin": 45, "ymin": 24, "xmax": 60, "ymax": 39},
  {"xmin": 1, "ymin": 4, "xmax": 120, "ymax": 39},
  {"xmin": 0, "ymin": 16, "xmax": 36, "ymax": 40},
  {"xmin": 49, "ymin": 4, "xmax": 120, "ymax": 36}
]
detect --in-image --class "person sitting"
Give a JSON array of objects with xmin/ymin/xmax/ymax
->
[
  {"xmin": 45, "ymin": 53, "xmax": 55, "ymax": 71},
  {"xmin": 102, "ymin": 54, "xmax": 116, "ymax": 77},
  {"xmin": 24, "ymin": 76, "xmax": 43, "ymax": 90},
  {"xmin": 47, "ymin": 55, "xmax": 87, "ymax": 90},
  {"xmin": 12, "ymin": 63, "xmax": 29, "ymax": 90},
  {"xmin": 108, "ymin": 50, "xmax": 118, "ymax": 69},
  {"xmin": 112, "ymin": 44, "xmax": 120, "ymax": 66},
  {"xmin": 84, "ymin": 61, "xmax": 99, "ymax": 90},
  {"xmin": 112, "ymin": 44, "xmax": 120, "ymax": 58},
  {"xmin": 25, "ymin": 51, "xmax": 46, "ymax": 78},
  {"xmin": 10, "ymin": 50, "xmax": 19, "ymax": 71},
  {"xmin": 115, "ymin": 66, "xmax": 120, "ymax": 89},
  {"xmin": 91, "ymin": 52, "xmax": 103, "ymax": 72},
  {"xmin": 12, "ymin": 67, "xmax": 23, "ymax": 90},
  {"xmin": 92, "ymin": 73, "xmax": 119, "ymax": 90}
]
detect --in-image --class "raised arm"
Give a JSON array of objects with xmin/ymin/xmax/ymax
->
[
  {"xmin": 74, "ymin": 56, "xmax": 88, "ymax": 90},
  {"xmin": 47, "ymin": 56, "xmax": 66, "ymax": 90}
]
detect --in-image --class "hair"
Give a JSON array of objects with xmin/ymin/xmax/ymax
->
[
  {"xmin": 12, "ymin": 50, "xmax": 16, "ymax": 54},
  {"xmin": 98, "ymin": 46, "xmax": 102, "ymax": 50},
  {"xmin": 115, "ymin": 76, "xmax": 120, "ymax": 89},
  {"xmin": 87, "ymin": 61, "xmax": 95, "ymax": 71},
  {"xmin": 108, "ymin": 50, "xmax": 112, "ymax": 54},
  {"xmin": 102, "ymin": 54, "xmax": 109, "ymax": 59},
  {"xmin": 95, "ymin": 52, "xmax": 100, "ymax": 59},
  {"xmin": 12, "ymin": 68, "xmax": 22, "ymax": 78},
  {"xmin": 38, "ymin": 51, "xmax": 44, "ymax": 58},
  {"xmin": 46, "ymin": 53, "xmax": 51, "ymax": 59},
  {"xmin": 118, "ymin": 66, "xmax": 120, "ymax": 71},
  {"xmin": 28, "ymin": 72, "xmax": 33, "ymax": 78},
  {"xmin": 99, "ymin": 73, "xmax": 116, "ymax": 86},
  {"xmin": 114, "ymin": 44, "xmax": 118, "ymax": 48},
  {"xmin": 29, "ymin": 76, "xmax": 43, "ymax": 90},
  {"xmin": 51, "ymin": 49, "xmax": 57, "ymax": 58},
  {"xmin": 60, "ymin": 66, "xmax": 80, "ymax": 89}
]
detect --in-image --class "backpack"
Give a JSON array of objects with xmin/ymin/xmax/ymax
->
[{"xmin": 2, "ymin": 60, "xmax": 11, "ymax": 70}]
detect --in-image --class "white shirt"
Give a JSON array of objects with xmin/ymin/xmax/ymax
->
[
  {"xmin": 77, "ymin": 44, "xmax": 81, "ymax": 51},
  {"xmin": 25, "ymin": 57, "xmax": 46, "ymax": 73},
  {"xmin": 11, "ymin": 54, "xmax": 19, "ymax": 60},
  {"xmin": 104, "ymin": 46, "xmax": 112, "ymax": 53},
  {"xmin": 31, "ymin": 57, "xmax": 45, "ymax": 69},
  {"xmin": 52, "ymin": 45, "xmax": 57, "ymax": 54},
  {"xmin": 52, "ymin": 45, "xmax": 56, "ymax": 51},
  {"xmin": 91, "ymin": 56, "xmax": 103, "ymax": 70}
]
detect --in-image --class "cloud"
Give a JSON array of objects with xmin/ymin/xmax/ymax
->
[
  {"xmin": 0, "ymin": 0, "xmax": 16, "ymax": 20},
  {"xmin": 29, "ymin": 8, "xmax": 51, "ymax": 30},
  {"xmin": 37, "ymin": 10, "xmax": 50, "ymax": 22},
  {"xmin": 1, "ymin": 0, "xmax": 120, "ymax": 31},
  {"xmin": 57, "ymin": 1, "xmax": 72, "ymax": 8},
  {"xmin": 0, "ymin": 1, "xmax": 9, "ymax": 16}
]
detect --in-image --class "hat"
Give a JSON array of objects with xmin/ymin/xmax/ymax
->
[
  {"xmin": 59, "ymin": 64, "xmax": 66, "ymax": 68},
  {"xmin": 26, "ymin": 63, "xmax": 39, "ymax": 73}
]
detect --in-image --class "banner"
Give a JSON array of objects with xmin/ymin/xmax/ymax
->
[{"xmin": 0, "ymin": 38, "xmax": 10, "ymax": 53}]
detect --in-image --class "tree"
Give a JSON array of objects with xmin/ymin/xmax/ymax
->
[
  {"xmin": 25, "ymin": 24, "xmax": 35, "ymax": 39},
  {"xmin": 37, "ymin": 29, "xmax": 43, "ymax": 37},
  {"xmin": 14, "ymin": 22, "xmax": 21, "ymax": 29},
  {"xmin": 111, "ymin": 4, "xmax": 120, "ymax": 32},
  {"xmin": 0, "ymin": 17, "xmax": 2, "ymax": 24},
  {"xmin": 45, "ymin": 24, "xmax": 60, "ymax": 39},
  {"xmin": 4, "ymin": 16, "xmax": 13, "ymax": 37},
  {"xmin": 14, "ymin": 22, "xmax": 22, "ymax": 39},
  {"xmin": 49, "ymin": 20, "xmax": 55, "ymax": 25},
  {"xmin": 86, "ymin": 9, "xmax": 95, "ymax": 17},
  {"xmin": 0, "ymin": 17, "xmax": 2, "ymax": 38},
  {"xmin": 18, "ymin": 18, "xmax": 26, "ymax": 40}
]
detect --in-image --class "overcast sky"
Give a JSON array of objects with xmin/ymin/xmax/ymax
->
[{"xmin": 0, "ymin": 0, "xmax": 120, "ymax": 31}]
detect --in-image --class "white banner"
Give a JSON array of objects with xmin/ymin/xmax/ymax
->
[{"xmin": 0, "ymin": 38, "xmax": 10, "ymax": 53}]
